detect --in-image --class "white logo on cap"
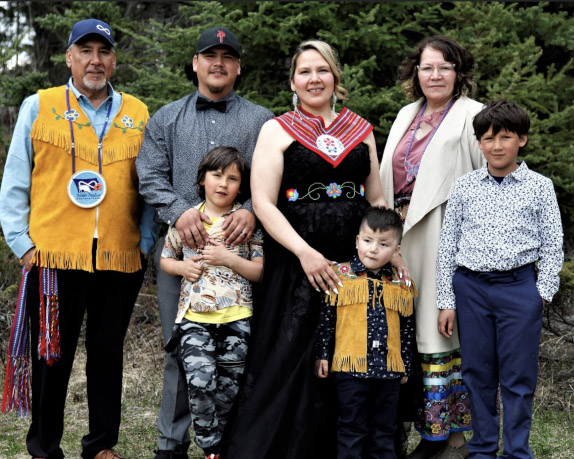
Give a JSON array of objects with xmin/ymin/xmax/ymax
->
[{"xmin": 96, "ymin": 24, "xmax": 111, "ymax": 36}]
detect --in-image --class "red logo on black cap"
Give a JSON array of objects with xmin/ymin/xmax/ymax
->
[{"xmin": 217, "ymin": 30, "xmax": 226, "ymax": 43}]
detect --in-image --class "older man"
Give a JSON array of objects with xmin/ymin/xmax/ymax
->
[
  {"xmin": 0, "ymin": 19, "xmax": 157, "ymax": 459},
  {"xmin": 136, "ymin": 26, "xmax": 273, "ymax": 459}
]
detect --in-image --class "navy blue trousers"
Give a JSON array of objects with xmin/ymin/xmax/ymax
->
[
  {"xmin": 454, "ymin": 264, "xmax": 542, "ymax": 459},
  {"xmin": 335, "ymin": 373, "xmax": 400, "ymax": 459}
]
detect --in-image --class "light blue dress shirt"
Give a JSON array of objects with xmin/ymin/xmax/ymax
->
[{"xmin": 0, "ymin": 78, "xmax": 158, "ymax": 259}]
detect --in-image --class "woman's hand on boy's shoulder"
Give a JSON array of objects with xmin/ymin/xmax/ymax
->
[{"xmin": 390, "ymin": 252, "xmax": 412, "ymax": 287}]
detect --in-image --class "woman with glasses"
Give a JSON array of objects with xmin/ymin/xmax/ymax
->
[{"xmin": 379, "ymin": 36, "xmax": 483, "ymax": 459}]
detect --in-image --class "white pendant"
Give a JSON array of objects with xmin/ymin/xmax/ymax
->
[
  {"xmin": 316, "ymin": 134, "xmax": 344, "ymax": 159},
  {"xmin": 67, "ymin": 170, "xmax": 107, "ymax": 208}
]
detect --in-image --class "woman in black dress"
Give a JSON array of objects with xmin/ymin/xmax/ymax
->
[{"xmin": 223, "ymin": 40, "xmax": 404, "ymax": 459}]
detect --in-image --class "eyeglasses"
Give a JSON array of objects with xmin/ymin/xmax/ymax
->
[{"xmin": 416, "ymin": 63, "xmax": 456, "ymax": 76}]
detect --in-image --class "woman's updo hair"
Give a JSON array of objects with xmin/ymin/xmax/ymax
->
[
  {"xmin": 399, "ymin": 35, "xmax": 476, "ymax": 102},
  {"xmin": 289, "ymin": 40, "xmax": 348, "ymax": 101}
]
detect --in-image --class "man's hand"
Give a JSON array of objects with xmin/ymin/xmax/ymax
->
[
  {"xmin": 222, "ymin": 209, "xmax": 256, "ymax": 247},
  {"xmin": 22, "ymin": 248, "xmax": 36, "ymax": 271},
  {"xmin": 174, "ymin": 208, "xmax": 211, "ymax": 249}
]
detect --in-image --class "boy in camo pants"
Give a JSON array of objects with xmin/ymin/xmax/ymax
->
[{"xmin": 161, "ymin": 147, "xmax": 264, "ymax": 459}]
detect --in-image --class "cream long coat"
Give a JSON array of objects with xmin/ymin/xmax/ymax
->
[{"xmin": 380, "ymin": 96, "xmax": 484, "ymax": 354}]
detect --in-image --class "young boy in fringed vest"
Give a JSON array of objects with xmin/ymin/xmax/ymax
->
[
  {"xmin": 160, "ymin": 147, "xmax": 263, "ymax": 459},
  {"xmin": 315, "ymin": 206, "xmax": 417, "ymax": 459}
]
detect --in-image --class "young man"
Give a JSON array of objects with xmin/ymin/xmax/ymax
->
[
  {"xmin": 315, "ymin": 207, "xmax": 417, "ymax": 459},
  {"xmin": 436, "ymin": 100, "xmax": 564, "ymax": 458},
  {"xmin": 135, "ymin": 27, "xmax": 273, "ymax": 459},
  {"xmin": 0, "ymin": 19, "xmax": 157, "ymax": 459}
]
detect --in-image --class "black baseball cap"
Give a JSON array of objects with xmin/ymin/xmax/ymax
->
[
  {"xmin": 68, "ymin": 19, "xmax": 114, "ymax": 48},
  {"xmin": 196, "ymin": 27, "xmax": 240, "ymax": 57}
]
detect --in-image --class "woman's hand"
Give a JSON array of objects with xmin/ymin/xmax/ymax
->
[
  {"xmin": 298, "ymin": 246, "xmax": 342, "ymax": 294},
  {"xmin": 391, "ymin": 252, "xmax": 412, "ymax": 286}
]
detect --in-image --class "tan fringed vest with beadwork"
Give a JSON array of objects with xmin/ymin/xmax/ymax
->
[
  {"xmin": 29, "ymin": 85, "xmax": 149, "ymax": 273},
  {"xmin": 326, "ymin": 263, "xmax": 417, "ymax": 373}
]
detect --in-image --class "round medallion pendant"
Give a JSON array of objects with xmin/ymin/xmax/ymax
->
[
  {"xmin": 67, "ymin": 170, "xmax": 107, "ymax": 208},
  {"xmin": 316, "ymin": 134, "xmax": 344, "ymax": 159}
]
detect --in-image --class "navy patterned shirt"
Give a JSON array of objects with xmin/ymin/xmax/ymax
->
[
  {"xmin": 315, "ymin": 256, "xmax": 416, "ymax": 379},
  {"xmin": 437, "ymin": 162, "xmax": 564, "ymax": 308}
]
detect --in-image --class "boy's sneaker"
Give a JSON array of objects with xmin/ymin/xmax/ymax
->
[{"xmin": 205, "ymin": 455, "xmax": 220, "ymax": 459}]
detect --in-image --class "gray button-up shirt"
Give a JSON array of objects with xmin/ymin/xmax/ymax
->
[{"xmin": 136, "ymin": 90, "xmax": 273, "ymax": 225}]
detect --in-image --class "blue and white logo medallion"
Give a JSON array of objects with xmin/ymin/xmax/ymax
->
[{"xmin": 67, "ymin": 170, "xmax": 107, "ymax": 208}]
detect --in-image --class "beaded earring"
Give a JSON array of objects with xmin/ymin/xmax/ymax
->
[
  {"xmin": 291, "ymin": 92, "xmax": 302, "ymax": 123},
  {"xmin": 331, "ymin": 92, "xmax": 337, "ymax": 113}
]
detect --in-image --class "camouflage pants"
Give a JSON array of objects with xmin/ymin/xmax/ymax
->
[{"xmin": 178, "ymin": 318, "xmax": 250, "ymax": 452}]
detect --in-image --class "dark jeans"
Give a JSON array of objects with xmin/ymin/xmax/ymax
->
[
  {"xmin": 25, "ymin": 249, "xmax": 145, "ymax": 459},
  {"xmin": 335, "ymin": 373, "xmax": 401, "ymax": 459}
]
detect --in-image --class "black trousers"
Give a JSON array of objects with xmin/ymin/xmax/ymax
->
[
  {"xmin": 25, "ymin": 248, "xmax": 145, "ymax": 459},
  {"xmin": 335, "ymin": 373, "xmax": 401, "ymax": 459}
]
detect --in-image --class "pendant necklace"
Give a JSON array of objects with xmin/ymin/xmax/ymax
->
[{"xmin": 65, "ymin": 83, "xmax": 112, "ymax": 208}]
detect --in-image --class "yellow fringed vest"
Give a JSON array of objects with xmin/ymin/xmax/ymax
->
[
  {"xmin": 29, "ymin": 85, "xmax": 149, "ymax": 273},
  {"xmin": 326, "ymin": 263, "xmax": 418, "ymax": 374}
]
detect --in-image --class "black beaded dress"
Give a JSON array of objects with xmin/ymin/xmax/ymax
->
[{"xmin": 222, "ymin": 139, "xmax": 371, "ymax": 459}]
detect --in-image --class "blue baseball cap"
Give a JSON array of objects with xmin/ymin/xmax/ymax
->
[{"xmin": 68, "ymin": 19, "xmax": 114, "ymax": 48}]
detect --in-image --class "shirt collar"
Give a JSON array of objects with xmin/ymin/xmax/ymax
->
[
  {"xmin": 195, "ymin": 89, "xmax": 237, "ymax": 109},
  {"xmin": 194, "ymin": 201, "xmax": 242, "ymax": 217},
  {"xmin": 349, "ymin": 254, "xmax": 393, "ymax": 279},
  {"xmin": 68, "ymin": 77, "xmax": 114, "ymax": 104},
  {"xmin": 480, "ymin": 161, "xmax": 529, "ymax": 183}
]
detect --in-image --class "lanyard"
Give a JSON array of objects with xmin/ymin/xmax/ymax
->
[
  {"xmin": 65, "ymin": 83, "xmax": 113, "ymax": 174},
  {"xmin": 403, "ymin": 98, "xmax": 455, "ymax": 183}
]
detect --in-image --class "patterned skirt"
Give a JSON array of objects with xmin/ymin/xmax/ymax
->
[{"xmin": 414, "ymin": 349, "xmax": 472, "ymax": 440}]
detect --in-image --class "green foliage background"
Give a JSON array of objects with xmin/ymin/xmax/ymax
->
[{"xmin": 0, "ymin": 1, "xmax": 573, "ymax": 304}]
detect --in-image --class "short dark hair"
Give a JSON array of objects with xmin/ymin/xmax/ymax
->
[
  {"xmin": 400, "ymin": 35, "xmax": 476, "ymax": 101},
  {"xmin": 196, "ymin": 146, "xmax": 250, "ymax": 202},
  {"xmin": 359, "ymin": 207, "xmax": 403, "ymax": 244},
  {"xmin": 473, "ymin": 100, "xmax": 530, "ymax": 140}
]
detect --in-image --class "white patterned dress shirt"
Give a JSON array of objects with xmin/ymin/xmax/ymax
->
[{"xmin": 436, "ymin": 162, "xmax": 563, "ymax": 309}]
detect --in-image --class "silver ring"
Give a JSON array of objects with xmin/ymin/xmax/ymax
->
[{"xmin": 240, "ymin": 231, "xmax": 247, "ymax": 236}]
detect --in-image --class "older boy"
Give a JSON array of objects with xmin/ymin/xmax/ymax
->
[
  {"xmin": 315, "ymin": 207, "xmax": 417, "ymax": 458},
  {"xmin": 436, "ymin": 100, "xmax": 563, "ymax": 458}
]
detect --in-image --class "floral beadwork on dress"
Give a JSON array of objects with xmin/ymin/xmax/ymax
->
[
  {"xmin": 113, "ymin": 114, "xmax": 144, "ymax": 133},
  {"xmin": 52, "ymin": 107, "xmax": 91, "ymax": 129},
  {"xmin": 285, "ymin": 181, "xmax": 364, "ymax": 202}
]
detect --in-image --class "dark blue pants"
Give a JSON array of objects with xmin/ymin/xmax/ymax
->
[
  {"xmin": 26, "ymin": 243, "xmax": 145, "ymax": 459},
  {"xmin": 335, "ymin": 373, "xmax": 400, "ymax": 459},
  {"xmin": 454, "ymin": 264, "xmax": 542, "ymax": 459}
]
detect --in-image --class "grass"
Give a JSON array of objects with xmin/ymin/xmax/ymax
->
[{"xmin": 1, "ymin": 286, "xmax": 573, "ymax": 458}]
